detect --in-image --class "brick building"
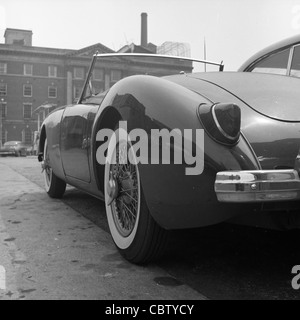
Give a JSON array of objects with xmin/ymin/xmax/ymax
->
[{"xmin": 0, "ymin": 14, "xmax": 192, "ymax": 147}]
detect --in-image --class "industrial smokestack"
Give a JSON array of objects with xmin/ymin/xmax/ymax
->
[{"xmin": 141, "ymin": 12, "xmax": 148, "ymax": 48}]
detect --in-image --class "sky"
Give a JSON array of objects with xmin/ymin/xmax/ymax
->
[{"xmin": 0, "ymin": 0, "xmax": 300, "ymax": 71}]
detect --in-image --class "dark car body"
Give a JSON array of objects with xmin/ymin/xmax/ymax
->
[
  {"xmin": 0, "ymin": 141, "xmax": 27, "ymax": 157},
  {"xmin": 239, "ymin": 34, "xmax": 300, "ymax": 78},
  {"xmin": 38, "ymin": 53, "xmax": 300, "ymax": 263}
]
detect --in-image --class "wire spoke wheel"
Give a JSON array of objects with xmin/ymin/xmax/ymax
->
[
  {"xmin": 42, "ymin": 139, "xmax": 66, "ymax": 198},
  {"xmin": 110, "ymin": 142, "xmax": 140, "ymax": 237},
  {"xmin": 104, "ymin": 129, "xmax": 168, "ymax": 264},
  {"xmin": 43, "ymin": 141, "xmax": 53, "ymax": 190}
]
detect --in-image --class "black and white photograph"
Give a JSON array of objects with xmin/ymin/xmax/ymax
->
[{"xmin": 0, "ymin": 0, "xmax": 300, "ymax": 303}]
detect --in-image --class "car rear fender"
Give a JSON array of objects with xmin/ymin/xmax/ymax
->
[{"xmin": 93, "ymin": 75, "xmax": 262, "ymax": 229}]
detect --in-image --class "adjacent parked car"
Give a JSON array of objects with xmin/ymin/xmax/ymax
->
[
  {"xmin": 0, "ymin": 141, "xmax": 27, "ymax": 157},
  {"xmin": 239, "ymin": 34, "xmax": 300, "ymax": 78},
  {"xmin": 38, "ymin": 53, "xmax": 300, "ymax": 264}
]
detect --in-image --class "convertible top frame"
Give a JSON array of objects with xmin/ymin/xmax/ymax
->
[{"xmin": 78, "ymin": 52, "xmax": 224, "ymax": 104}]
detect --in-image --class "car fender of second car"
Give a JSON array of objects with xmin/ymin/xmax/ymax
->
[{"xmin": 91, "ymin": 74, "xmax": 262, "ymax": 229}]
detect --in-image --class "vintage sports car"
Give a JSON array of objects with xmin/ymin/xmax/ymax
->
[
  {"xmin": 0, "ymin": 141, "xmax": 27, "ymax": 157},
  {"xmin": 239, "ymin": 34, "xmax": 300, "ymax": 78},
  {"xmin": 38, "ymin": 53, "xmax": 300, "ymax": 264}
]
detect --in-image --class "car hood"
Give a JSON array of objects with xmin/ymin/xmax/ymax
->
[{"xmin": 177, "ymin": 72, "xmax": 300, "ymax": 122}]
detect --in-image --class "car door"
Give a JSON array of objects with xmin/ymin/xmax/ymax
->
[{"xmin": 61, "ymin": 104, "xmax": 98, "ymax": 183}]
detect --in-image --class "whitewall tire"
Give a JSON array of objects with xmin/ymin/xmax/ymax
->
[
  {"xmin": 104, "ymin": 129, "xmax": 168, "ymax": 264},
  {"xmin": 43, "ymin": 139, "xmax": 66, "ymax": 198}
]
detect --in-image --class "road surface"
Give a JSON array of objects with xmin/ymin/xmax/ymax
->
[{"xmin": 0, "ymin": 157, "xmax": 299, "ymax": 300}]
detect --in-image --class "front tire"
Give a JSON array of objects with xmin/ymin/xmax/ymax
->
[
  {"xmin": 104, "ymin": 130, "xmax": 168, "ymax": 264},
  {"xmin": 43, "ymin": 138, "xmax": 66, "ymax": 198}
]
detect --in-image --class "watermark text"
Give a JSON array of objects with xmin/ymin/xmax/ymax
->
[{"xmin": 96, "ymin": 121, "xmax": 204, "ymax": 176}]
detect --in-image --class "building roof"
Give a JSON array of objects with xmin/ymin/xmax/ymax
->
[
  {"xmin": 0, "ymin": 42, "xmax": 114, "ymax": 58},
  {"xmin": 67, "ymin": 42, "xmax": 115, "ymax": 57},
  {"xmin": 4, "ymin": 28, "xmax": 33, "ymax": 36},
  {"xmin": 118, "ymin": 43, "xmax": 154, "ymax": 54}
]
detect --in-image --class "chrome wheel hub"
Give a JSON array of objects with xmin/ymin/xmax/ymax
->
[
  {"xmin": 106, "ymin": 174, "xmax": 119, "ymax": 206},
  {"xmin": 106, "ymin": 142, "xmax": 139, "ymax": 237}
]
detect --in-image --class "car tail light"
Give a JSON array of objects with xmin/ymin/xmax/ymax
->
[{"xmin": 198, "ymin": 103, "xmax": 241, "ymax": 145}]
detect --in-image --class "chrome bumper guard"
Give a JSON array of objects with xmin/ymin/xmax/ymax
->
[{"xmin": 215, "ymin": 169, "xmax": 300, "ymax": 203}]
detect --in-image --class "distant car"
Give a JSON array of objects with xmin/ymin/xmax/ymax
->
[
  {"xmin": 0, "ymin": 141, "xmax": 27, "ymax": 157},
  {"xmin": 239, "ymin": 34, "xmax": 300, "ymax": 78}
]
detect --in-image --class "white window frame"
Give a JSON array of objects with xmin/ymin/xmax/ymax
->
[
  {"xmin": 74, "ymin": 67, "xmax": 84, "ymax": 79},
  {"xmin": 48, "ymin": 66, "xmax": 57, "ymax": 78},
  {"xmin": 0, "ymin": 63, "xmax": 7, "ymax": 74},
  {"xmin": 0, "ymin": 84, "xmax": 7, "ymax": 96},
  {"xmin": 111, "ymin": 69, "xmax": 122, "ymax": 82},
  {"xmin": 93, "ymin": 68, "xmax": 104, "ymax": 81},
  {"xmin": 24, "ymin": 64, "xmax": 33, "ymax": 76},
  {"xmin": 48, "ymin": 86, "xmax": 57, "ymax": 98},
  {"xmin": 2, "ymin": 130, "xmax": 8, "ymax": 144},
  {"xmin": 21, "ymin": 128, "xmax": 32, "ymax": 144},
  {"xmin": 23, "ymin": 84, "xmax": 32, "ymax": 97},
  {"xmin": 24, "ymin": 128, "xmax": 32, "ymax": 145},
  {"xmin": 74, "ymin": 86, "xmax": 81, "ymax": 99},
  {"xmin": 23, "ymin": 103, "xmax": 32, "ymax": 119},
  {"xmin": 0, "ymin": 102, "xmax": 7, "ymax": 118}
]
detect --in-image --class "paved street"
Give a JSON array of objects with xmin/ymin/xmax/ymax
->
[
  {"xmin": 0, "ymin": 156, "xmax": 204, "ymax": 300},
  {"xmin": 0, "ymin": 156, "xmax": 300, "ymax": 300}
]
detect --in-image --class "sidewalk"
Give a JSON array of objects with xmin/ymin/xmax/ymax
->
[{"xmin": 0, "ymin": 161, "xmax": 206, "ymax": 300}]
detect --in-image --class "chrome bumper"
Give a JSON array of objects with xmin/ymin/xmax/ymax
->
[{"xmin": 215, "ymin": 169, "xmax": 300, "ymax": 203}]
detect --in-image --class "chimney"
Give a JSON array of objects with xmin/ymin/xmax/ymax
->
[
  {"xmin": 4, "ymin": 28, "xmax": 33, "ymax": 46},
  {"xmin": 141, "ymin": 12, "xmax": 148, "ymax": 48}
]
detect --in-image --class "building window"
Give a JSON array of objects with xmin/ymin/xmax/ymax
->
[
  {"xmin": 74, "ymin": 67, "xmax": 84, "ymax": 79},
  {"xmin": 23, "ymin": 103, "xmax": 32, "ymax": 119},
  {"xmin": 24, "ymin": 64, "xmax": 33, "ymax": 76},
  {"xmin": 48, "ymin": 66, "xmax": 57, "ymax": 78},
  {"xmin": 0, "ymin": 102, "xmax": 7, "ymax": 118},
  {"xmin": 111, "ymin": 70, "xmax": 122, "ymax": 82},
  {"xmin": 13, "ymin": 39, "xmax": 25, "ymax": 46},
  {"xmin": 1, "ymin": 129, "xmax": 7, "ymax": 145},
  {"xmin": 74, "ymin": 87, "xmax": 81, "ymax": 100},
  {"xmin": 23, "ymin": 84, "xmax": 32, "ymax": 97},
  {"xmin": 93, "ymin": 69, "xmax": 104, "ymax": 81},
  {"xmin": 48, "ymin": 86, "xmax": 57, "ymax": 98},
  {"xmin": 0, "ymin": 84, "xmax": 7, "ymax": 96},
  {"xmin": 0, "ymin": 63, "xmax": 7, "ymax": 74},
  {"xmin": 23, "ymin": 128, "xmax": 32, "ymax": 145}
]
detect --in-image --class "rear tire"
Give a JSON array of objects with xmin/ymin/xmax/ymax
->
[
  {"xmin": 104, "ymin": 129, "xmax": 168, "ymax": 264},
  {"xmin": 43, "ymin": 138, "xmax": 66, "ymax": 198}
]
